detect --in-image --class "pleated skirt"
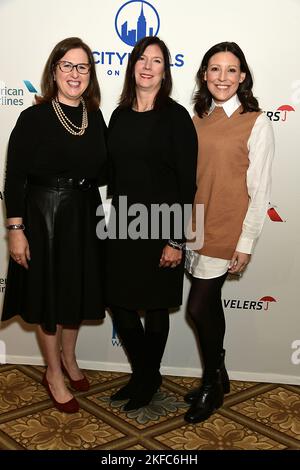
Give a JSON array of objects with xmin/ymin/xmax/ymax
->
[{"xmin": 2, "ymin": 182, "xmax": 106, "ymax": 333}]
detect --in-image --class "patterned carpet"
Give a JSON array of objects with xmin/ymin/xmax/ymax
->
[{"xmin": 0, "ymin": 363, "xmax": 300, "ymax": 451}]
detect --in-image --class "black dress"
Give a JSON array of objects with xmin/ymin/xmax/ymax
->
[
  {"xmin": 106, "ymin": 99, "xmax": 197, "ymax": 309},
  {"xmin": 1, "ymin": 102, "xmax": 107, "ymax": 333}
]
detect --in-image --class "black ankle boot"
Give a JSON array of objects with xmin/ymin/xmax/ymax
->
[
  {"xmin": 111, "ymin": 372, "xmax": 141, "ymax": 401},
  {"xmin": 123, "ymin": 371, "xmax": 162, "ymax": 411},
  {"xmin": 123, "ymin": 325, "xmax": 168, "ymax": 411},
  {"xmin": 184, "ymin": 349, "xmax": 230, "ymax": 405},
  {"xmin": 184, "ymin": 373, "xmax": 224, "ymax": 424}
]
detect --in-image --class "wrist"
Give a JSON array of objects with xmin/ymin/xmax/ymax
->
[
  {"xmin": 167, "ymin": 239, "xmax": 185, "ymax": 251},
  {"xmin": 6, "ymin": 223, "xmax": 25, "ymax": 231}
]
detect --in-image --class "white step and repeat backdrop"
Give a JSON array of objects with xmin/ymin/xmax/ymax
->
[{"xmin": 0, "ymin": 0, "xmax": 299, "ymax": 384}]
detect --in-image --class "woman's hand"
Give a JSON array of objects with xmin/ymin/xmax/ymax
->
[
  {"xmin": 159, "ymin": 245, "xmax": 183, "ymax": 268},
  {"xmin": 8, "ymin": 230, "xmax": 31, "ymax": 269},
  {"xmin": 228, "ymin": 251, "xmax": 250, "ymax": 275}
]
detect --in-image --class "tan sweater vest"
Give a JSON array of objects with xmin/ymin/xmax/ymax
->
[{"xmin": 193, "ymin": 106, "xmax": 262, "ymax": 259}]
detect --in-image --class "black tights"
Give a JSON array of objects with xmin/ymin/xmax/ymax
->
[
  {"xmin": 187, "ymin": 272, "xmax": 227, "ymax": 375},
  {"xmin": 111, "ymin": 306, "xmax": 169, "ymax": 335},
  {"xmin": 111, "ymin": 306, "xmax": 169, "ymax": 373}
]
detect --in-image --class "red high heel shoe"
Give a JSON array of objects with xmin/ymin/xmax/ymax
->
[
  {"xmin": 42, "ymin": 372, "xmax": 79, "ymax": 413},
  {"xmin": 60, "ymin": 360, "xmax": 90, "ymax": 392}
]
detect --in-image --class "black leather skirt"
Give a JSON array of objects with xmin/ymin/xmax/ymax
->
[{"xmin": 2, "ymin": 177, "xmax": 106, "ymax": 333}]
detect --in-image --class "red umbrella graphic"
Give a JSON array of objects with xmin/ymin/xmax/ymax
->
[
  {"xmin": 267, "ymin": 206, "xmax": 284, "ymax": 222},
  {"xmin": 277, "ymin": 104, "xmax": 295, "ymax": 121},
  {"xmin": 259, "ymin": 296, "xmax": 277, "ymax": 310}
]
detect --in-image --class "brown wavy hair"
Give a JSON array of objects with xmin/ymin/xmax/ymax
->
[
  {"xmin": 35, "ymin": 37, "xmax": 100, "ymax": 111},
  {"xmin": 194, "ymin": 41, "xmax": 260, "ymax": 118},
  {"xmin": 119, "ymin": 36, "xmax": 172, "ymax": 110}
]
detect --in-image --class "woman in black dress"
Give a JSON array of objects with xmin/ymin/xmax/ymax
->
[
  {"xmin": 1, "ymin": 37, "xmax": 107, "ymax": 413},
  {"xmin": 106, "ymin": 36, "xmax": 197, "ymax": 411}
]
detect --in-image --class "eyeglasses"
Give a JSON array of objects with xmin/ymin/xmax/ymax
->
[{"xmin": 56, "ymin": 61, "xmax": 91, "ymax": 75}]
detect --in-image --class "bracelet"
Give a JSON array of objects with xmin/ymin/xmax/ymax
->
[
  {"xmin": 6, "ymin": 224, "xmax": 25, "ymax": 231},
  {"xmin": 167, "ymin": 239, "xmax": 185, "ymax": 251}
]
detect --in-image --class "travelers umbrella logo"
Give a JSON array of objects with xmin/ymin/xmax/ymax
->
[
  {"xmin": 265, "ymin": 104, "xmax": 295, "ymax": 122},
  {"xmin": 259, "ymin": 296, "xmax": 277, "ymax": 310},
  {"xmin": 267, "ymin": 203, "xmax": 286, "ymax": 222},
  {"xmin": 115, "ymin": 0, "xmax": 160, "ymax": 46},
  {"xmin": 276, "ymin": 104, "xmax": 295, "ymax": 121}
]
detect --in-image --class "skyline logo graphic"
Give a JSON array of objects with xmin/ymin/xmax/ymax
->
[
  {"xmin": 93, "ymin": 0, "xmax": 184, "ymax": 73},
  {"xmin": 115, "ymin": 0, "xmax": 160, "ymax": 46}
]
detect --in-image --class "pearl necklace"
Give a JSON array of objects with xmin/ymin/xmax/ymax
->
[{"xmin": 51, "ymin": 97, "xmax": 88, "ymax": 136}]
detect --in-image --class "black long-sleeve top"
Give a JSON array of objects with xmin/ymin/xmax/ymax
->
[
  {"xmin": 108, "ymin": 98, "xmax": 197, "ymax": 207},
  {"xmin": 5, "ymin": 102, "xmax": 107, "ymax": 218},
  {"xmin": 105, "ymin": 98, "xmax": 198, "ymax": 309},
  {"xmin": 107, "ymin": 98, "xmax": 198, "ymax": 241}
]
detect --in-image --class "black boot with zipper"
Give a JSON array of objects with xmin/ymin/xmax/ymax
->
[
  {"xmin": 184, "ymin": 368, "xmax": 224, "ymax": 424},
  {"xmin": 184, "ymin": 349, "xmax": 230, "ymax": 405}
]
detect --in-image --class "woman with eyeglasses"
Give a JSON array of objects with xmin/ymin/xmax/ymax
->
[{"xmin": 1, "ymin": 37, "xmax": 107, "ymax": 413}]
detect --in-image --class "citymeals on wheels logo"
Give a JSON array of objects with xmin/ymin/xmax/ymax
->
[
  {"xmin": 93, "ymin": 1, "xmax": 184, "ymax": 75},
  {"xmin": 115, "ymin": 0, "xmax": 160, "ymax": 46}
]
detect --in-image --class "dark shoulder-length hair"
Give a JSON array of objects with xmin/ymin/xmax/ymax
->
[
  {"xmin": 194, "ymin": 41, "xmax": 260, "ymax": 118},
  {"xmin": 35, "ymin": 37, "xmax": 100, "ymax": 111},
  {"xmin": 119, "ymin": 36, "xmax": 172, "ymax": 110}
]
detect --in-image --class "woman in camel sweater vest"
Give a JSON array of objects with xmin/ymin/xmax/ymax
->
[{"xmin": 184, "ymin": 42, "xmax": 274, "ymax": 424}]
